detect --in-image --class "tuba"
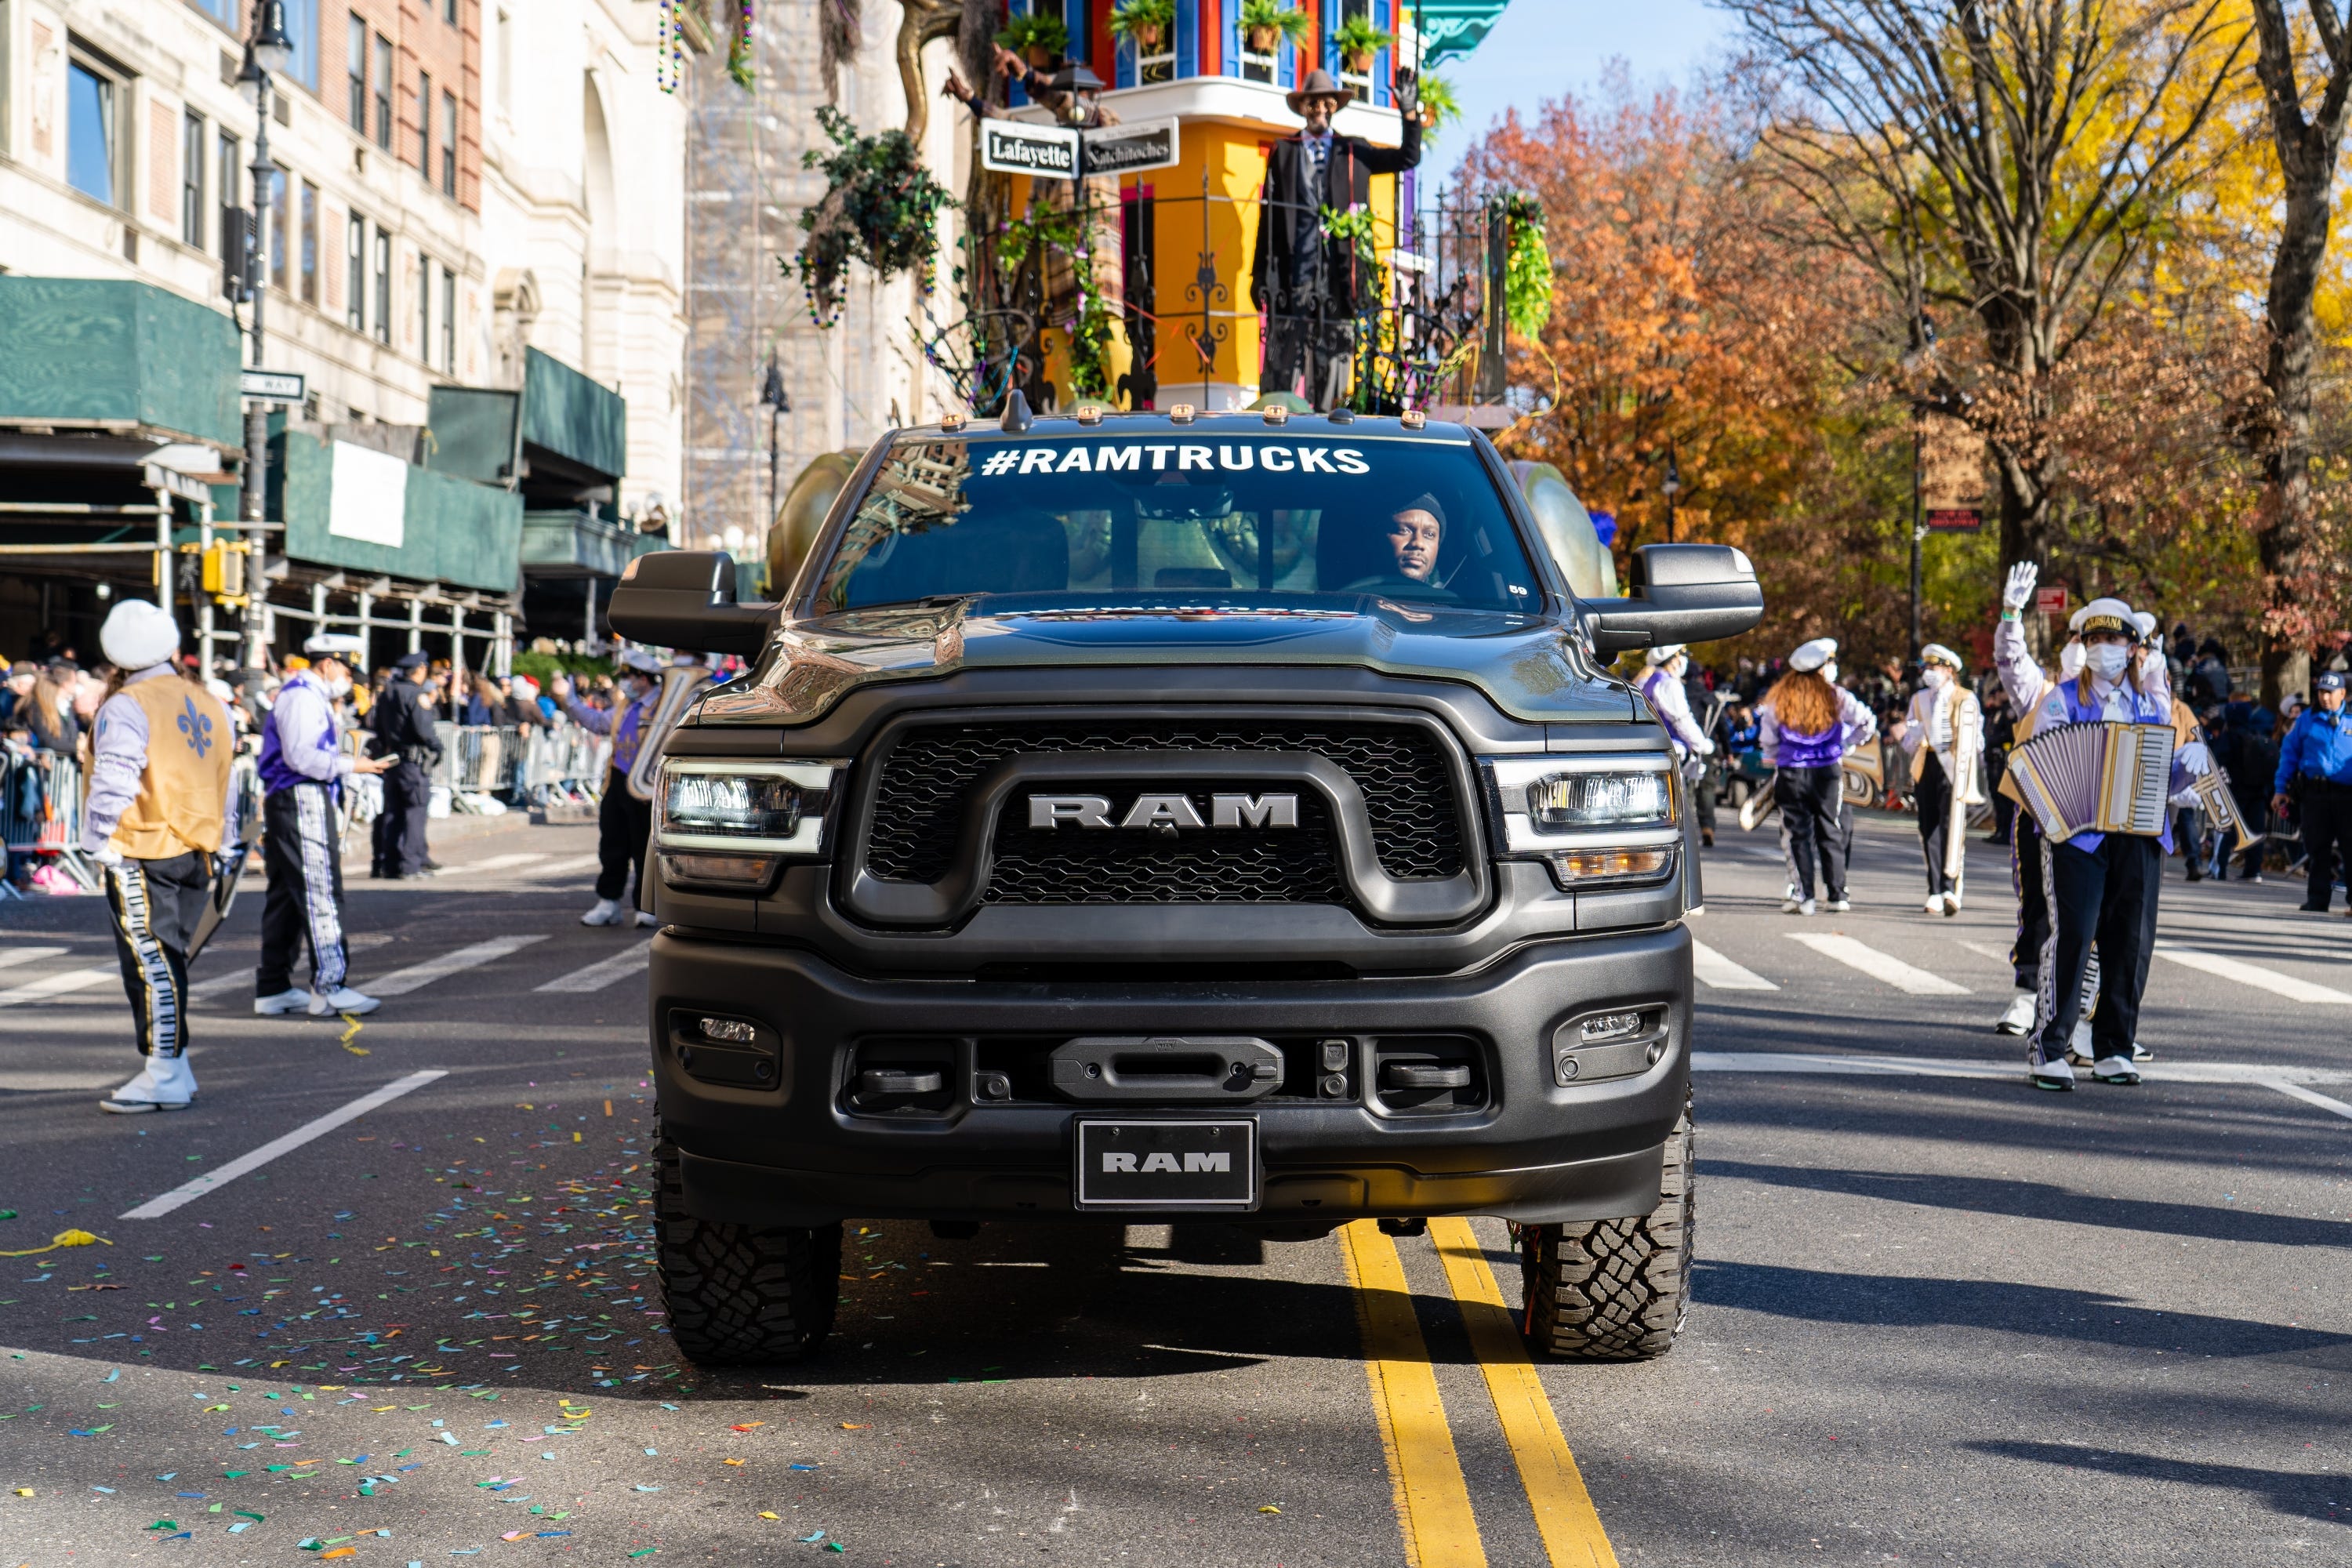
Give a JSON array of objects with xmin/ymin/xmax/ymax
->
[{"xmin": 626, "ymin": 664, "xmax": 710, "ymax": 801}]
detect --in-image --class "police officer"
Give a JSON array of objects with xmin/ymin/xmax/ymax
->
[
  {"xmin": 256, "ymin": 633, "xmax": 396, "ymax": 1017},
  {"xmin": 2273, "ymin": 670, "xmax": 2352, "ymax": 914},
  {"xmin": 78, "ymin": 601, "xmax": 238, "ymax": 1113},
  {"xmin": 552, "ymin": 652, "xmax": 666, "ymax": 928},
  {"xmin": 369, "ymin": 650, "xmax": 441, "ymax": 879}
]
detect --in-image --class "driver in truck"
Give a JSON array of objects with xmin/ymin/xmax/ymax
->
[{"xmin": 604, "ymin": 397, "xmax": 1764, "ymax": 1370}]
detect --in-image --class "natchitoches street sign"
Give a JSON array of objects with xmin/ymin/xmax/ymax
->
[{"xmin": 979, "ymin": 118, "xmax": 1181, "ymax": 180}]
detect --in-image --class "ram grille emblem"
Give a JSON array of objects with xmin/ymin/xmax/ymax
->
[{"xmin": 1027, "ymin": 793, "xmax": 1300, "ymax": 832}]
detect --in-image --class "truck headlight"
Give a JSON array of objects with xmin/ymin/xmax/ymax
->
[
  {"xmin": 655, "ymin": 759, "xmax": 842, "ymax": 887},
  {"xmin": 1482, "ymin": 754, "xmax": 1679, "ymax": 889}
]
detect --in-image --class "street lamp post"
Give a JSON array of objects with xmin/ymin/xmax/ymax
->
[
  {"xmin": 1661, "ymin": 448, "xmax": 1681, "ymax": 546},
  {"xmin": 236, "ymin": 0, "xmax": 293, "ymax": 535},
  {"xmin": 760, "ymin": 351, "xmax": 791, "ymax": 539}
]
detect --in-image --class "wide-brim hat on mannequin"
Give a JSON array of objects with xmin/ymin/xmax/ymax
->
[{"xmin": 1286, "ymin": 68, "xmax": 1347, "ymax": 115}]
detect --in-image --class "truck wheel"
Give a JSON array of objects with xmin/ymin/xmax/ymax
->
[
  {"xmin": 654, "ymin": 1133, "xmax": 841, "ymax": 1364},
  {"xmin": 1519, "ymin": 1105, "xmax": 1693, "ymax": 1362}
]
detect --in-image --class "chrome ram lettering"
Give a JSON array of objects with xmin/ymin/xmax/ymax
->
[{"xmin": 1025, "ymin": 792, "xmax": 1299, "ymax": 829}]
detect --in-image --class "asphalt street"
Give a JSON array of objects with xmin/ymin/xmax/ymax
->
[{"xmin": 1, "ymin": 811, "xmax": 2349, "ymax": 1565}]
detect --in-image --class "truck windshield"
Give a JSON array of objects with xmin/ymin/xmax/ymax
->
[{"xmin": 811, "ymin": 433, "xmax": 1545, "ymax": 614}]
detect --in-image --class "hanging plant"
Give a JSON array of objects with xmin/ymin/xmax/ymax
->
[
  {"xmin": 1000, "ymin": 205, "xmax": 1115, "ymax": 397},
  {"xmin": 1330, "ymin": 13, "xmax": 1392, "ymax": 74},
  {"xmin": 1238, "ymin": 0, "xmax": 1311, "ymax": 56},
  {"xmin": 791, "ymin": 105, "xmax": 959, "ymax": 326},
  {"xmin": 1108, "ymin": 0, "xmax": 1175, "ymax": 55},
  {"xmin": 1415, "ymin": 72, "xmax": 1460, "ymax": 134},
  {"xmin": 1319, "ymin": 202, "xmax": 1380, "ymax": 274},
  {"xmin": 996, "ymin": 10, "xmax": 1069, "ymax": 68},
  {"xmin": 727, "ymin": 0, "xmax": 756, "ymax": 89},
  {"xmin": 1494, "ymin": 191, "xmax": 1553, "ymax": 340}
]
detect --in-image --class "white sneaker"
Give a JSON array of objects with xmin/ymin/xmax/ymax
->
[
  {"xmin": 1942, "ymin": 893, "xmax": 1962, "ymax": 916},
  {"xmin": 2065, "ymin": 1019, "xmax": 2094, "ymax": 1066},
  {"xmin": 1924, "ymin": 895, "xmax": 1945, "ymax": 914},
  {"xmin": 2028, "ymin": 1056, "xmax": 2076, "ymax": 1091},
  {"xmin": 1995, "ymin": 993, "xmax": 2036, "ymax": 1036},
  {"xmin": 633, "ymin": 909, "xmax": 659, "ymax": 928},
  {"xmin": 2131, "ymin": 1041, "xmax": 2154, "ymax": 1062},
  {"xmin": 581, "ymin": 898, "xmax": 625, "ymax": 927},
  {"xmin": 310, "ymin": 986, "xmax": 381, "ymax": 1017},
  {"xmin": 2092, "ymin": 1054, "xmax": 2141, "ymax": 1085},
  {"xmin": 100, "ymin": 1055, "xmax": 195, "ymax": 1114},
  {"xmin": 1798, "ymin": 898, "xmax": 1818, "ymax": 916},
  {"xmin": 1780, "ymin": 896, "xmax": 1804, "ymax": 913},
  {"xmin": 255, "ymin": 987, "xmax": 311, "ymax": 1016},
  {"xmin": 1824, "ymin": 898, "xmax": 1852, "ymax": 913}
]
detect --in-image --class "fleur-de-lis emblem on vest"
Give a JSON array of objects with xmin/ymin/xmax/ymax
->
[{"xmin": 177, "ymin": 695, "xmax": 214, "ymax": 759}]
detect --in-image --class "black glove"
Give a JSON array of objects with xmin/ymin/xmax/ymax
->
[{"xmin": 1392, "ymin": 67, "xmax": 1418, "ymax": 117}]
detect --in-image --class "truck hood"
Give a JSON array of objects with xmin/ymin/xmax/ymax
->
[{"xmin": 692, "ymin": 597, "xmax": 1637, "ymax": 727}]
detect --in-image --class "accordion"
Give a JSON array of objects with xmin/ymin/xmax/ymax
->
[{"xmin": 2005, "ymin": 720, "xmax": 2175, "ymax": 841}]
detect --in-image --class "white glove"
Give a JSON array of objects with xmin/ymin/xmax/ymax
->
[
  {"xmin": 1694, "ymin": 736, "xmax": 1715, "ymax": 757},
  {"xmin": 2176, "ymin": 740, "xmax": 2211, "ymax": 777},
  {"xmin": 2001, "ymin": 561, "xmax": 2038, "ymax": 612},
  {"xmin": 85, "ymin": 843, "xmax": 123, "ymax": 867},
  {"xmin": 1682, "ymin": 757, "xmax": 1707, "ymax": 782}
]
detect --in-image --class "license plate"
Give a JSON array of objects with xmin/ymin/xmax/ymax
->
[{"xmin": 1074, "ymin": 1118, "xmax": 1258, "ymax": 1210}]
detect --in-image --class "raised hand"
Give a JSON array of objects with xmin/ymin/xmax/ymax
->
[{"xmin": 2001, "ymin": 561, "xmax": 2038, "ymax": 613}]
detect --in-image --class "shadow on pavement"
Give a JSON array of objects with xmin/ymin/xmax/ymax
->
[{"xmin": 1964, "ymin": 1440, "xmax": 2352, "ymax": 1525}]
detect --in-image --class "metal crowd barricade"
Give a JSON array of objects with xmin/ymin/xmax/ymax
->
[
  {"xmin": 1, "ymin": 748, "xmax": 93, "ymax": 898},
  {"xmin": 425, "ymin": 724, "xmax": 611, "ymax": 811},
  {"xmin": 524, "ymin": 727, "xmax": 610, "ymax": 806}
]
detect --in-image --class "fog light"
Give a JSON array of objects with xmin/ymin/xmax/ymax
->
[
  {"xmin": 659, "ymin": 851, "xmax": 779, "ymax": 888},
  {"xmin": 699, "ymin": 1017, "xmax": 757, "ymax": 1044},
  {"xmin": 1580, "ymin": 1011, "xmax": 1643, "ymax": 1044}
]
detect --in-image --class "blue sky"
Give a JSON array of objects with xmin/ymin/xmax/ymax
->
[{"xmin": 1428, "ymin": 0, "xmax": 1736, "ymax": 172}]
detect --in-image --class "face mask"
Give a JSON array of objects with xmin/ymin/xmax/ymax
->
[
  {"xmin": 2088, "ymin": 644, "xmax": 2130, "ymax": 681},
  {"xmin": 1922, "ymin": 666, "xmax": 1951, "ymax": 689},
  {"xmin": 323, "ymin": 673, "xmax": 353, "ymax": 699}
]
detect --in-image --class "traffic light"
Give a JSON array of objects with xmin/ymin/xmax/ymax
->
[{"xmin": 200, "ymin": 539, "xmax": 249, "ymax": 601}]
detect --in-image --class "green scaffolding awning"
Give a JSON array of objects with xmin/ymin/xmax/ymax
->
[{"xmin": 1413, "ymin": 0, "xmax": 1512, "ymax": 64}]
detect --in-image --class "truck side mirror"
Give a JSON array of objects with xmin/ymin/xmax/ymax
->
[
  {"xmin": 1580, "ymin": 543, "xmax": 1764, "ymax": 655},
  {"xmin": 607, "ymin": 550, "xmax": 777, "ymax": 656}
]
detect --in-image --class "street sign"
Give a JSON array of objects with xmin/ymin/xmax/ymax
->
[
  {"xmin": 2034, "ymin": 586, "xmax": 2069, "ymax": 617},
  {"xmin": 1081, "ymin": 117, "xmax": 1181, "ymax": 176},
  {"xmin": 1925, "ymin": 509, "xmax": 1981, "ymax": 532},
  {"xmin": 241, "ymin": 368, "xmax": 307, "ymax": 403},
  {"xmin": 1918, "ymin": 408, "xmax": 1984, "ymax": 532},
  {"xmin": 981, "ymin": 121, "xmax": 1080, "ymax": 180}
]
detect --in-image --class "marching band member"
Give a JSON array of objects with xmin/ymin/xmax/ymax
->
[
  {"xmin": 1897, "ymin": 643, "xmax": 1984, "ymax": 916},
  {"xmin": 255, "ymin": 633, "xmax": 396, "ymax": 1018},
  {"xmin": 1635, "ymin": 644, "xmax": 1716, "ymax": 846},
  {"xmin": 1989, "ymin": 564, "xmax": 2081, "ymax": 1036},
  {"xmin": 1759, "ymin": 637, "xmax": 1877, "ymax": 915},
  {"xmin": 78, "ymin": 601, "xmax": 237, "ymax": 1113},
  {"xmin": 553, "ymin": 652, "xmax": 710, "ymax": 929},
  {"xmin": 2019, "ymin": 593, "xmax": 2210, "ymax": 1091}
]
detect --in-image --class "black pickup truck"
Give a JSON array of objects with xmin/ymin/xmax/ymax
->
[{"xmin": 608, "ymin": 403, "xmax": 1762, "ymax": 1365}]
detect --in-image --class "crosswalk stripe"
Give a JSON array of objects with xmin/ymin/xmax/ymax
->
[
  {"xmin": 119, "ymin": 1069, "xmax": 449, "ymax": 1219},
  {"xmin": 367, "ymin": 935, "xmax": 549, "ymax": 996},
  {"xmin": 2152, "ymin": 942, "xmax": 2352, "ymax": 1005},
  {"xmin": 1692, "ymin": 940, "xmax": 1778, "ymax": 991},
  {"xmin": 1784, "ymin": 932, "xmax": 1970, "ymax": 995},
  {"xmin": 0, "ymin": 965, "xmax": 118, "ymax": 1007},
  {"xmin": 532, "ymin": 941, "xmax": 652, "ymax": 993},
  {"xmin": 432, "ymin": 852, "xmax": 550, "ymax": 877},
  {"xmin": 0, "ymin": 946, "xmax": 71, "ymax": 973},
  {"xmin": 524, "ymin": 854, "xmax": 604, "ymax": 877},
  {"xmin": 1692, "ymin": 1051, "xmax": 2352, "ymax": 1087},
  {"xmin": 189, "ymin": 971, "xmax": 250, "ymax": 998}
]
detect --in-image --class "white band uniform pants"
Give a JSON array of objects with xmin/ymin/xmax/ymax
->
[
  {"xmin": 258, "ymin": 781, "xmax": 349, "ymax": 996},
  {"xmin": 104, "ymin": 851, "xmax": 209, "ymax": 1058}
]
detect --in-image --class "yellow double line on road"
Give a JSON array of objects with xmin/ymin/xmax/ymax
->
[{"xmin": 1339, "ymin": 1218, "xmax": 1620, "ymax": 1567}]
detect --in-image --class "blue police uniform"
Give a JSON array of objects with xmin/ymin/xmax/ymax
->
[{"xmin": 2274, "ymin": 692, "xmax": 2352, "ymax": 911}]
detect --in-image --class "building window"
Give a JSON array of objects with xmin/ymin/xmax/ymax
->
[
  {"xmin": 374, "ymin": 34, "xmax": 394, "ymax": 148},
  {"xmin": 373, "ymin": 228, "xmax": 392, "ymax": 343},
  {"xmin": 495, "ymin": 9, "xmax": 512, "ymax": 113},
  {"xmin": 300, "ymin": 180, "xmax": 319, "ymax": 304},
  {"xmin": 216, "ymin": 130, "xmax": 241, "ymax": 250},
  {"xmin": 284, "ymin": 0, "xmax": 321, "ymax": 89},
  {"xmin": 417, "ymin": 253, "xmax": 432, "ymax": 357},
  {"xmin": 441, "ymin": 265, "xmax": 456, "ymax": 370},
  {"xmin": 441, "ymin": 91, "xmax": 457, "ymax": 196},
  {"xmin": 181, "ymin": 111, "xmax": 207, "ymax": 246},
  {"xmin": 268, "ymin": 169, "xmax": 289, "ymax": 292},
  {"xmin": 347, "ymin": 213, "xmax": 365, "ymax": 331},
  {"xmin": 445, "ymin": 0, "xmax": 457, "ymax": 24},
  {"xmin": 66, "ymin": 58, "xmax": 119, "ymax": 207},
  {"xmin": 347, "ymin": 13, "xmax": 367, "ymax": 132},
  {"xmin": 419, "ymin": 71, "xmax": 433, "ymax": 179},
  {"xmin": 188, "ymin": 0, "xmax": 237, "ymax": 27}
]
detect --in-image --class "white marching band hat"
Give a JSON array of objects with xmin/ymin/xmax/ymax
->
[
  {"xmin": 1919, "ymin": 642, "xmax": 1962, "ymax": 669},
  {"xmin": 98, "ymin": 599, "xmax": 180, "ymax": 672},
  {"xmin": 2067, "ymin": 597, "xmax": 2136, "ymax": 637},
  {"xmin": 303, "ymin": 632, "xmax": 366, "ymax": 659},
  {"xmin": 620, "ymin": 649, "xmax": 665, "ymax": 674},
  {"xmin": 1644, "ymin": 644, "xmax": 1688, "ymax": 666},
  {"xmin": 1788, "ymin": 637, "xmax": 1837, "ymax": 673},
  {"xmin": 2132, "ymin": 611, "xmax": 2160, "ymax": 644}
]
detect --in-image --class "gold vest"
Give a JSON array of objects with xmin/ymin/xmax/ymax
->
[{"xmin": 108, "ymin": 676, "xmax": 233, "ymax": 860}]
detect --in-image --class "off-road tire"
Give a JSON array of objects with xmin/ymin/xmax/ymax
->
[
  {"xmin": 654, "ymin": 1132, "xmax": 841, "ymax": 1365},
  {"xmin": 1519, "ymin": 1105, "xmax": 1693, "ymax": 1361}
]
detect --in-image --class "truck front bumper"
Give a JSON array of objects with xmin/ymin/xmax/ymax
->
[{"xmin": 651, "ymin": 923, "xmax": 1693, "ymax": 1227}]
